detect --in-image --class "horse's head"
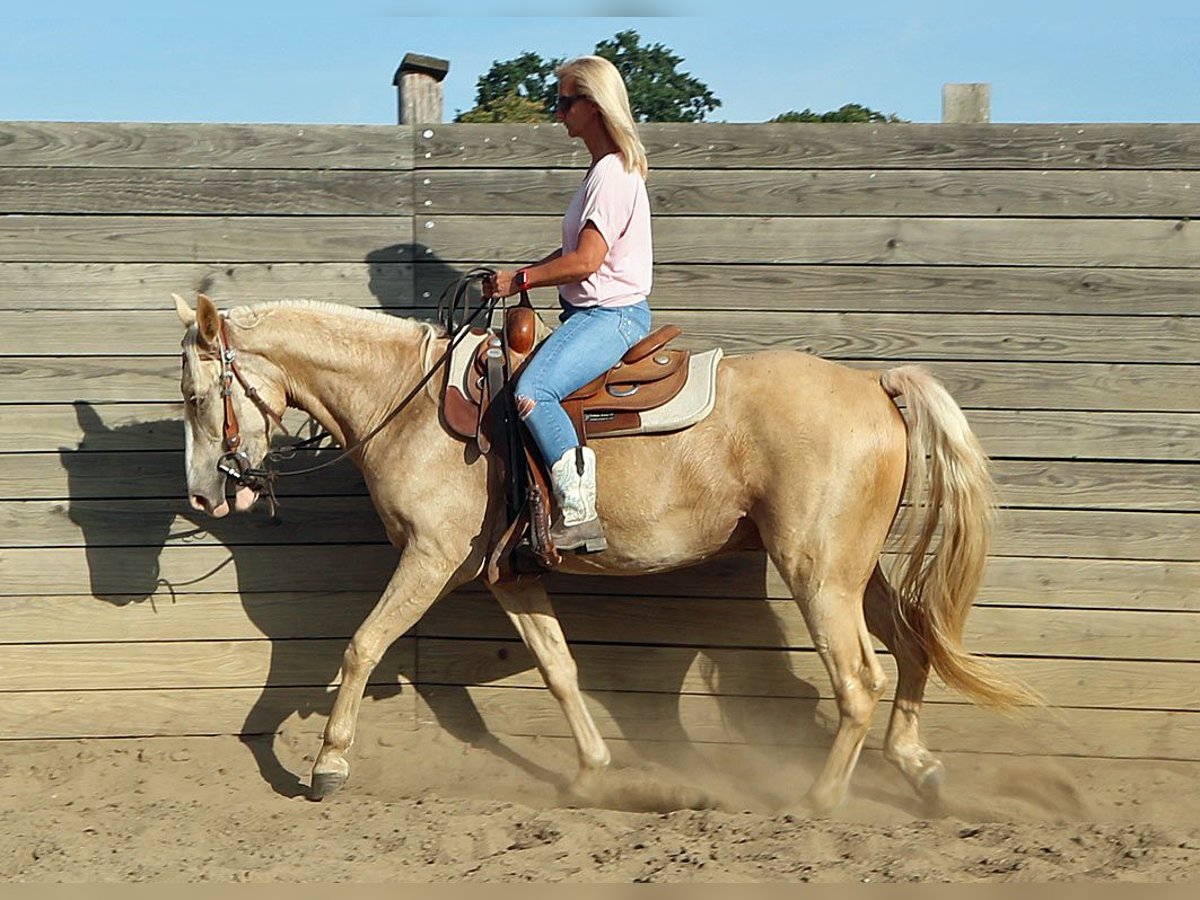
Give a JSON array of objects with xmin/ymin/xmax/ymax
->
[{"xmin": 175, "ymin": 293, "xmax": 287, "ymax": 517}]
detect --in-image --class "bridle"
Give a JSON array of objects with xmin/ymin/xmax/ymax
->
[
  {"xmin": 198, "ymin": 317, "xmax": 290, "ymax": 491},
  {"xmin": 188, "ymin": 269, "xmax": 512, "ymax": 501}
]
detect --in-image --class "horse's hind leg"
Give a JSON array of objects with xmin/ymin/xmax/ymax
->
[
  {"xmin": 863, "ymin": 565, "xmax": 945, "ymax": 803},
  {"xmin": 487, "ymin": 579, "xmax": 611, "ymax": 795},
  {"xmin": 774, "ymin": 553, "xmax": 887, "ymax": 813}
]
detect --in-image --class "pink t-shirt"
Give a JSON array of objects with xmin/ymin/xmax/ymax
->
[{"xmin": 559, "ymin": 152, "xmax": 653, "ymax": 308}]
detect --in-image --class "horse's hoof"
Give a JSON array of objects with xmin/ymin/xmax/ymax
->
[
  {"xmin": 916, "ymin": 762, "xmax": 945, "ymax": 802},
  {"xmin": 309, "ymin": 771, "xmax": 347, "ymax": 801}
]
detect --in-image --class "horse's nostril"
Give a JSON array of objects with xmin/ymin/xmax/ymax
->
[{"xmin": 189, "ymin": 494, "xmax": 208, "ymax": 512}]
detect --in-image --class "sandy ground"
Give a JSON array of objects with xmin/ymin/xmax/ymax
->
[{"xmin": 1, "ymin": 721, "xmax": 1196, "ymax": 883}]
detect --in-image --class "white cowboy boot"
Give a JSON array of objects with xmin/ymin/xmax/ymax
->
[{"xmin": 549, "ymin": 446, "xmax": 607, "ymax": 553}]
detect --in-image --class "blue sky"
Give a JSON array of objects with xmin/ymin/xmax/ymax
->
[{"xmin": 2, "ymin": 2, "xmax": 1198, "ymax": 125}]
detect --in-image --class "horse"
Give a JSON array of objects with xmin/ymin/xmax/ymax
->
[{"xmin": 173, "ymin": 291, "xmax": 1036, "ymax": 813}]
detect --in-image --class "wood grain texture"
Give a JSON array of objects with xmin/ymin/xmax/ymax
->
[
  {"xmin": 0, "ymin": 121, "xmax": 413, "ymax": 169},
  {"xmin": 3, "ymin": 496, "xmax": 1194, "ymax": 559},
  {"xmin": 0, "ymin": 686, "xmax": 416, "ymax": 740},
  {"xmin": 415, "ymin": 122, "xmax": 1200, "ymax": 171},
  {"xmin": 417, "ymin": 685, "xmax": 1200, "ymax": 760},
  {"xmin": 3, "ymin": 357, "xmax": 1191, "ymax": 411},
  {"xmin": 0, "ymin": 546, "xmax": 1195, "ymax": 610},
  {"xmin": 0, "ymin": 215, "xmax": 413, "ymax": 263},
  {"xmin": 0, "ymin": 168, "xmax": 410, "ymax": 215},
  {"xmin": 418, "ymin": 215, "xmax": 1200, "ymax": 267},
  {"xmin": 5, "ymin": 308, "xmax": 1196, "ymax": 362},
  {"xmin": 0, "ymin": 262, "xmax": 418, "ymax": 309},
  {"xmin": 4, "ymin": 593, "xmax": 1195, "ymax": 661},
  {"xmin": 418, "ymin": 262, "xmax": 1200, "ymax": 315},
  {"xmin": 7, "ymin": 404, "xmax": 1197, "ymax": 461},
  {"xmin": 11, "ymin": 451, "xmax": 1195, "ymax": 512},
  {"xmin": 12, "ymin": 262, "xmax": 1196, "ymax": 313},
  {"xmin": 418, "ymin": 167, "xmax": 1200, "ymax": 217}
]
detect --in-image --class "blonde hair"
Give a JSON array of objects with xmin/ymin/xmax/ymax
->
[{"xmin": 557, "ymin": 55, "xmax": 648, "ymax": 178}]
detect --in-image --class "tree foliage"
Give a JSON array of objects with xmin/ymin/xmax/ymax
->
[
  {"xmin": 593, "ymin": 30, "xmax": 720, "ymax": 123},
  {"xmin": 770, "ymin": 104, "xmax": 907, "ymax": 124},
  {"xmin": 454, "ymin": 30, "xmax": 720, "ymax": 123}
]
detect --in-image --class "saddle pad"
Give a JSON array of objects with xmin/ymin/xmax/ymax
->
[
  {"xmin": 447, "ymin": 328, "xmax": 490, "ymax": 397},
  {"xmin": 629, "ymin": 347, "xmax": 723, "ymax": 435}
]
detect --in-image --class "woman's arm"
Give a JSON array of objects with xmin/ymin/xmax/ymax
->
[{"xmin": 484, "ymin": 225, "xmax": 608, "ymax": 298}]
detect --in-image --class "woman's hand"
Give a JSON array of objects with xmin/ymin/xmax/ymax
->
[{"xmin": 482, "ymin": 270, "xmax": 518, "ymax": 299}]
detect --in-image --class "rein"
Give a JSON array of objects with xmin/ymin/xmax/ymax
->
[{"xmin": 208, "ymin": 268, "xmax": 507, "ymax": 497}]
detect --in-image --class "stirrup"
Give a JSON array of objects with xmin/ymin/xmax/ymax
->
[{"xmin": 550, "ymin": 516, "xmax": 607, "ymax": 554}]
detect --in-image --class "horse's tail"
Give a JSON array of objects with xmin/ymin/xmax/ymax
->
[{"xmin": 880, "ymin": 365, "xmax": 1041, "ymax": 710}]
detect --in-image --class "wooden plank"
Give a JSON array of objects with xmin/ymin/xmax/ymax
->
[
  {"xmin": 5, "ymin": 594, "xmax": 1196, "ymax": 662},
  {"xmin": 9, "ymin": 450, "xmax": 365, "ymax": 500},
  {"xmin": 0, "ymin": 122, "xmax": 414, "ymax": 169},
  {"xmin": 417, "ymin": 639, "xmax": 1200, "ymax": 710},
  {"xmin": 2, "ymin": 356, "xmax": 1194, "ymax": 411},
  {"xmin": 418, "ymin": 167, "xmax": 1200, "ymax": 217},
  {"xmin": 415, "ymin": 122, "xmax": 1200, "ymax": 171},
  {"xmin": 12, "ymin": 451, "xmax": 1195, "ymax": 512},
  {"xmin": 4, "ymin": 495, "xmax": 1193, "ymax": 559},
  {"xmin": 0, "ymin": 592, "xmax": 383, "ymax": 643},
  {"xmin": 419, "ymin": 597, "xmax": 1200, "ymax": 663},
  {"xmin": 0, "ymin": 638, "xmax": 413, "ymax": 691},
  {"xmin": 6, "ymin": 308, "xmax": 1198, "ymax": 363},
  {"xmin": 12, "ymin": 403, "xmax": 1196, "ymax": 463},
  {"xmin": 0, "ymin": 215, "xmax": 413, "ymax": 263},
  {"xmin": 419, "ymin": 215, "xmax": 1200, "ymax": 268},
  {"xmin": 416, "ymin": 685, "xmax": 1200, "ymax": 760},
  {"xmin": 989, "ymin": 460, "xmax": 1199, "ymax": 512},
  {"xmin": 663, "ymin": 311, "xmax": 1200, "ymax": 363},
  {"xmin": 0, "ymin": 168, "xmax": 411, "ymax": 215},
  {"xmin": 418, "ymin": 263, "xmax": 1200, "ymax": 316},
  {"xmin": 988, "ymin": 509, "xmax": 1198, "ymax": 560},
  {"xmin": 0, "ymin": 403, "xmax": 329, "ymax": 453},
  {"xmin": 7, "ymin": 262, "xmax": 1197, "ymax": 315},
  {"xmin": 0, "ymin": 686, "xmax": 416, "ymax": 740},
  {"xmin": 0, "ymin": 262, "xmax": 419, "ymax": 310},
  {"xmin": 1, "ymin": 545, "xmax": 1195, "ymax": 610},
  {"xmin": 971, "ymin": 411, "xmax": 1200, "ymax": 462}
]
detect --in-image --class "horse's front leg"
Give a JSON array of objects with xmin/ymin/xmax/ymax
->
[
  {"xmin": 487, "ymin": 579, "xmax": 611, "ymax": 796},
  {"xmin": 310, "ymin": 542, "xmax": 460, "ymax": 800}
]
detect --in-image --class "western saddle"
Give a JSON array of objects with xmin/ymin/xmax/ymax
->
[{"xmin": 441, "ymin": 298, "xmax": 714, "ymax": 581}]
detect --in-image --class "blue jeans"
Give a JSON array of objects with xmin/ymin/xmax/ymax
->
[{"xmin": 516, "ymin": 299, "xmax": 652, "ymax": 465}]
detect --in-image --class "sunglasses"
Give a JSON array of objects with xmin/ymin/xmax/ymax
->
[{"xmin": 555, "ymin": 94, "xmax": 585, "ymax": 114}]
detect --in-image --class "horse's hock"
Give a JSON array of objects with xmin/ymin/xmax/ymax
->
[{"xmin": 2, "ymin": 120, "xmax": 1198, "ymax": 772}]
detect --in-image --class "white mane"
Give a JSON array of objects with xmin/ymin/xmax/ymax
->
[{"xmin": 227, "ymin": 300, "xmax": 442, "ymax": 341}]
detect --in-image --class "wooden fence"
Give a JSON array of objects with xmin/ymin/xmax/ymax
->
[{"xmin": 1, "ymin": 120, "xmax": 1197, "ymax": 764}]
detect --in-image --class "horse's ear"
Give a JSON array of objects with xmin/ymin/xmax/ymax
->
[
  {"xmin": 195, "ymin": 293, "xmax": 221, "ymax": 351},
  {"xmin": 173, "ymin": 293, "xmax": 196, "ymax": 328}
]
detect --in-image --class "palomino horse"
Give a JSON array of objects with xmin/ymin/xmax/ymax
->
[{"xmin": 174, "ymin": 292, "xmax": 1034, "ymax": 813}]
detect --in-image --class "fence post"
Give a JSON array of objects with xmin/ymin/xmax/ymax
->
[
  {"xmin": 942, "ymin": 83, "xmax": 991, "ymax": 123},
  {"xmin": 393, "ymin": 53, "xmax": 450, "ymax": 124}
]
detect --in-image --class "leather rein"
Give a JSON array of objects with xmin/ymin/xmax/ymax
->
[{"xmin": 196, "ymin": 269, "xmax": 509, "ymax": 500}]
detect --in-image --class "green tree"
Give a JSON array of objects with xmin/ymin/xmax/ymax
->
[
  {"xmin": 454, "ymin": 30, "xmax": 720, "ymax": 123},
  {"xmin": 455, "ymin": 90, "xmax": 549, "ymax": 124},
  {"xmin": 594, "ymin": 30, "xmax": 720, "ymax": 123},
  {"xmin": 771, "ymin": 103, "xmax": 907, "ymax": 123},
  {"xmin": 453, "ymin": 51, "xmax": 560, "ymax": 122}
]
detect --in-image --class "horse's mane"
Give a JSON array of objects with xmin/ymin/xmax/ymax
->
[{"xmin": 226, "ymin": 300, "xmax": 443, "ymax": 341}]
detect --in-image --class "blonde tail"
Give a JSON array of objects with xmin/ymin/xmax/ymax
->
[{"xmin": 881, "ymin": 366, "xmax": 1041, "ymax": 710}]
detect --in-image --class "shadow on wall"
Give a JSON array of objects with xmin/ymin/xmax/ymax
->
[{"xmin": 56, "ymin": 242, "xmax": 829, "ymax": 803}]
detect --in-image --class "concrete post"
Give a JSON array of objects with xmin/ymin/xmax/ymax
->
[
  {"xmin": 942, "ymin": 83, "xmax": 991, "ymax": 123},
  {"xmin": 393, "ymin": 53, "xmax": 450, "ymax": 125}
]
